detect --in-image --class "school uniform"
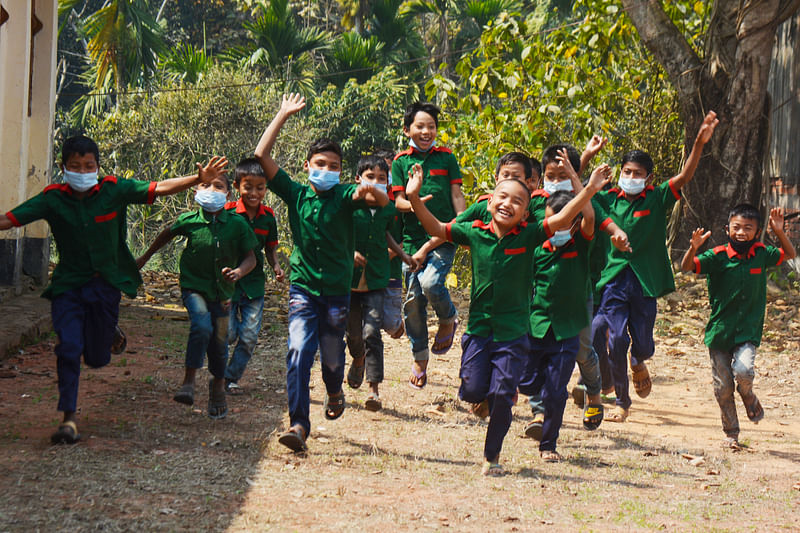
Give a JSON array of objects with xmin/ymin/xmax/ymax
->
[
  {"xmin": 223, "ymin": 200, "xmax": 279, "ymax": 384},
  {"xmin": 518, "ymin": 229, "xmax": 593, "ymax": 452},
  {"xmin": 171, "ymin": 208, "xmax": 258, "ymax": 379},
  {"xmin": 446, "ymin": 217, "xmax": 548, "ymax": 461},
  {"xmin": 6, "ymin": 176, "xmax": 157, "ymax": 412},
  {"xmin": 346, "ymin": 203, "xmax": 398, "ymax": 384},
  {"xmin": 693, "ymin": 241, "xmax": 785, "ymax": 437},
  {"xmin": 391, "ymin": 146, "xmax": 461, "ymax": 360},
  {"xmin": 268, "ymin": 168, "xmax": 369, "ymax": 436},
  {"xmin": 593, "ymin": 179, "xmax": 681, "ymax": 409}
]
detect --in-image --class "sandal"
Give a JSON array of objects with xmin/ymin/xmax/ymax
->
[
  {"xmin": 111, "ymin": 325, "xmax": 127, "ymax": 355},
  {"xmin": 583, "ymin": 404, "xmax": 604, "ymax": 430},
  {"xmin": 481, "ymin": 461, "xmax": 504, "ymax": 476},
  {"xmin": 631, "ymin": 362, "xmax": 651, "ymax": 398},
  {"xmin": 278, "ymin": 425, "xmax": 307, "ymax": 452},
  {"xmin": 173, "ymin": 384, "xmax": 194, "ymax": 405},
  {"xmin": 409, "ymin": 365, "xmax": 427, "ymax": 390},
  {"xmin": 347, "ymin": 356, "xmax": 365, "ymax": 389},
  {"xmin": 51, "ymin": 421, "xmax": 81, "ymax": 445},
  {"xmin": 323, "ymin": 390, "xmax": 346, "ymax": 420},
  {"xmin": 431, "ymin": 319, "xmax": 458, "ymax": 355},
  {"xmin": 541, "ymin": 450, "xmax": 561, "ymax": 463},
  {"xmin": 742, "ymin": 394, "xmax": 764, "ymax": 423},
  {"xmin": 606, "ymin": 406, "xmax": 629, "ymax": 423},
  {"xmin": 208, "ymin": 379, "xmax": 228, "ymax": 420},
  {"xmin": 723, "ymin": 436, "xmax": 742, "ymax": 451},
  {"xmin": 470, "ymin": 399, "xmax": 489, "ymax": 420},
  {"xmin": 600, "ymin": 390, "xmax": 617, "ymax": 403},
  {"xmin": 364, "ymin": 392, "xmax": 382, "ymax": 412},
  {"xmin": 524, "ymin": 412, "xmax": 545, "ymax": 440},
  {"xmin": 224, "ymin": 380, "xmax": 244, "ymax": 395}
]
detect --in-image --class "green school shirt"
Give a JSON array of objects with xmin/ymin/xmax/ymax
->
[
  {"xmin": 352, "ymin": 203, "xmax": 399, "ymax": 291},
  {"xmin": 694, "ymin": 242, "xmax": 785, "ymax": 352},
  {"xmin": 594, "ymin": 179, "xmax": 681, "ymax": 298},
  {"xmin": 387, "ymin": 208, "xmax": 404, "ymax": 280},
  {"xmin": 391, "ymin": 146, "xmax": 462, "ymax": 254},
  {"xmin": 268, "ymin": 168, "xmax": 368, "ymax": 296},
  {"xmin": 447, "ymin": 219, "xmax": 547, "ymax": 341},
  {"xmin": 6, "ymin": 176, "xmax": 157, "ymax": 299},
  {"xmin": 171, "ymin": 208, "xmax": 259, "ymax": 302},
  {"xmin": 530, "ymin": 230, "xmax": 593, "ymax": 340},
  {"xmin": 224, "ymin": 200, "xmax": 279, "ymax": 300}
]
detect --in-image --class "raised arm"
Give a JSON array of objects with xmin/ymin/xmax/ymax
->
[
  {"xmin": 580, "ymin": 135, "xmax": 607, "ymax": 176},
  {"xmin": 254, "ymin": 93, "xmax": 306, "ymax": 180},
  {"xmin": 136, "ymin": 227, "xmax": 176, "ymax": 269},
  {"xmin": 547, "ymin": 164, "xmax": 611, "ymax": 232},
  {"xmin": 562, "ymin": 149, "xmax": 596, "ymax": 236},
  {"xmin": 680, "ymin": 228, "xmax": 711, "ymax": 271},
  {"xmin": 153, "ymin": 156, "xmax": 229, "ymax": 196},
  {"xmin": 405, "ymin": 164, "xmax": 447, "ymax": 240},
  {"xmin": 671, "ymin": 111, "xmax": 719, "ymax": 191},
  {"xmin": 769, "ymin": 208, "xmax": 797, "ymax": 260}
]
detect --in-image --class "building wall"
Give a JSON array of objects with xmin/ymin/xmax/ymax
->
[{"xmin": 0, "ymin": 0, "xmax": 58, "ymax": 292}]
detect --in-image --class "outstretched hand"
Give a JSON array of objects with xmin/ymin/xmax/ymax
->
[
  {"xmin": 584, "ymin": 135, "xmax": 608, "ymax": 159},
  {"xmin": 769, "ymin": 207, "xmax": 785, "ymax": 233},
  {"xmin": 556, "ymin": 148, "xmax": 579, "ymax": 183},
  {"xmin": 690, "ymin": 227, "xmax": 711, "ymax": 249},
  {"xmin": 280, "ymin": 93, "xmax": 306, "ymax": 117},
  {"xmin": 405, "ymin": 164, "xmax": 424, "ymax": 197},
  {"xmin": 587, "ymin": 163, "xmax": 612, "ymax": 191},
  {"xmin": 696, "ymin": 111, "xmax": 719, "ymax": 145},
  {"xmin": 611, "ymin": 229, "xmax": 632, "ymax": 253},
  {"xmin": 197, "ymin": 156, "xmax": 229, "ymax": 184}
]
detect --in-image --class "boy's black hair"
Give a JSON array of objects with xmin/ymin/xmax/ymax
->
[
  {"xmin": 403, "ymin": 102, "xmax": 440, "ymax": 128},
  {"xmin": 729, "ymin": 203, "xmax": 761, "ymax": 227},
  {"xmin": 541, "ymin": 144, "xmax": 581, "ymax": 176},
  {"xmin": 62, "ymin": 134, "xmax": 100, "ymax": 167},
  {"xmin": 373, "ymin": 148, "xmax": 395, "ymax": 161},
  {"xmin": 494, "ymin": 178, "xmax": 531, "ymax": 206},
  {"xmin": 621, "ymin": 150, "xmax": 654, "ymax": 175},
  {"xmin": 495, "ymin": 152, "xmax": 533, "ymax": 180},
  {"xmin": 234, "ymin": 157, "xmax": 266, "ymax": 185},
  {"xmin": 357, "ymin": 154, "xmax": 390, "ymax": 177},
  {"xmin": 530, "ymin": 156, "xmax": 543, "ymax": 179},
  {"xmin": 546, "ymin": 190, "xmax": 576, "ymax": 213},
  {"xmin": 307, "ymin": 138, "xmax": 342, "ymax": 163}
]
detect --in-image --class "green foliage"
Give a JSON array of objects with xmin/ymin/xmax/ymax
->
[
  {"xmin": 323, "ymin": 33, "xmax": 385, "ymax": 87},
  {"xmin": 160, "ymin": 44, "xmax": 210, "ymax": 84}
]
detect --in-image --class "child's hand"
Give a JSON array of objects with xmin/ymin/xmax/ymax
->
[
  {"xmin": 280, "ymin": 93, "xmax": 306, "ymax": 117},
  {"xmin": 197, "ymin": 156, "xmax": 229, "ymax": 184},
  {"xmin": 696, "ymin": 111, "xmax": 719, "ymax": 145},
  {"xmin": 769, "ymin": 207, "xmax": 785, "ymax": 233},
  {"xmin": 587, "ymin": 163, "xmax": 612, "ymax": 191},
  {"xmin": 411, "ymin": 249, "xmax": 428, "ymax": 270},
  {"xmin": 221, "ymin": 267, "xmax": 242, "ymax": 283},
  {"xmin": 584, "ymin": 135, "xmax": 608, "ymax": 159},
  {"xmin": 402, "ymin": 252, "xmax": 419, "ymax": 271},
  {"xmin": 556, "ymin": 148, "xmax": 579, "ymax": 183},
  {"xmin": 353, "ymin": 182, "xmax": 387, "ymax": 203},
  {"xmin": 690, "ymin": 227, "xmax": 711, "ymax": 249},
  {"xmin": 405, "ymin": 164, "xmax": 424, "ymax": 197},
  {"xmin": 354, "ymin": 251, "xmax": 367, "ymax": 267},
  {"xmin": 273, "ymin": 264, "xmax": 286, "ymax": 282},
  {"xmin": 610, "ymin": 229, "xmax": 632, "ymax": 253}
]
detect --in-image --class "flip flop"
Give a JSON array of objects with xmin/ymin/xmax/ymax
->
[
  {"xmin": 323, "ymin": 390, "xmax": 345, "ymax": 420},
  {"xmin": 541, "ymin": 450, "xmax": 562, "ymax": 463},
  {"xmin": 224, "ymin": 380, "xmax": 244, "ymax": 395},
  {"xmin": 431, "ymin": 320, "xmax": 458, "ymax": 355},
  {"xmin": 364, "ymin": 392, "xmax": 382, "ymax": 412},
  {"xmin": 524, "ymin": 413, "xmax": 545, "ymax": 440},
  {"xmin": 173, "ymin": 384, "xmax": 194, "ymax": 405},
  {"xmin": 482, "ymin": 461, "xmax": 504, "ymax": 476},
  {"xmin": 278, "ymin": 426, "xmax": 307, "ymax": 452},
  {"xmin": 606, "ymin": 406, "xmax": 629, "ymax": 423},
  {"xmin": 408, "ymin": 365, "xmax": 427, "ymax": 390},
  {"xmin": 347, "ymin": 356, "xmax": 365, "ymax": 389},
  {"xmin": 470, "ymin": 399, "xmax": 489, "ymax": 420},
  {"xmin": 51, "ymin": 421, "xmax": 81, "ymax": 445},
  {"xmin": 631, "ymin": 362, "xmax": 652, "ymax": 398},
  {"xmin": 583, "ymin": 404, "xmax": 604, "ymax": 430},
  {"xmin": 208, "ymin": 379, "xmax": 228, "ymax": 420},
  {"xmin": 111, "ymin": 325, "xmax": 127, "ymax": 355}
]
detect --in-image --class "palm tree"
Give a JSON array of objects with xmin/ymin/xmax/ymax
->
[
  {"xmin": 322, "ymin": 32, "xmax": 384, "ymax": 87},
  {"xmin": 161, "ymin": 44, "xmax": 210, "ymax": 84}
]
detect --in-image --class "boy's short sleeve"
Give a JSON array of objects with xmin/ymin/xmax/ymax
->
[
  {"xmin": 391, "ymin": 159, "xmax": 407, "ymax": 193},
  {"xmin": 764, "ymin": 245, "xmax": 786, "ymax": 268},
  {"xmin": 114, "ymin": 177, "xmax": 157, "ymax": 205},
  {"xmin": 445, "ymin": 220, "xmax": 473, "ymax": 246},
  {"xmin": 659, "ymin": 178, "xmax": 682, "ymax": 208},
  {"xmin": 264, "ymin": 210, "xmax": 279, "ymax": 247},
  {"xmin": 239, "ymin": 222, "xmax": 259, "ymax": 255},
  {"xmin": 456, "ymin": 198, "xmax": 489, "ymax": 223},
  {"xmin": 695, "ymin": 248, "xmax": 720, "ymax": 275},
  {"xmin": 267, "ymin": 168, "xmax": 297, "ymax": 203},
  {"xmin": 6, "ymin": 193, "xmax": 48, "ymax": 227},
  {"xmin": 526, "ymin": 220, "xmax": 548, "ymax": 248},
  {"xmin": 447, "ymin": 152, "xmax": 462, "ymax": 185}
]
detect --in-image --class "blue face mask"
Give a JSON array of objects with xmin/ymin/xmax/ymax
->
[
  {"xmin": 409, "ymin": 138, "xmax": 436, "ymax": 152},
  {"xmin": 195, "ymin": 188, "xmax": 227, "ymax": 212},
  {"xmin": 63, "ymin": 170, "xmax": 98, "ymax": 192},
  {"xmin": 308, "ymin": 168, "xmax": 340, "ymax": 191},
  {"xmin": 543, "ymin": 179, "xmax": 574, "ymax": 194},
  {"xmin": 367, "ymin": 182, "xmax": 388, "ymax": 195},
  {"xmin": 619, "ymin": 177, "xmax": 646, "ymax": 195},
  {"xmin": 549, "ymin": 229, "xmax": 572, "ymax": 248}
]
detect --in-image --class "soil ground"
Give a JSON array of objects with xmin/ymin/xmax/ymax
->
[{"xmin": 1, "ymin": 271, "xmax": 799, "ymax": 531}]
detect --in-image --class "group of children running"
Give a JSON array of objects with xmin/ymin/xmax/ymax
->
[{"xmin": 1, "ymin": 95, "xmax": 794, "ymax": 476}]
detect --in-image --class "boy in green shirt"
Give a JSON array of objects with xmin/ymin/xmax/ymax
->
[
  {"xmin": 254, "ymin": 94, "xmax": 390, "ymax": 452},
  {"xmin": 345, "ymin": 155, "xmax": 416, "ymax": 411},
  {"xmin": 681, "ymin": 204, "xmax": 795, "ymax": 449},
  {"xmin": 593, "ymin": 111, "xmax": 719, "ymax": 423},
  {"xmin": 137, "ymin": 172, "xmax": 258, "ymax": 420},
  {"xmin": 0, "ymin": 135, "xmax": 226, "ymax": 443},
  {"xmin": 406, "ymin": 160, "xmax": 610, "ymax": 475}
]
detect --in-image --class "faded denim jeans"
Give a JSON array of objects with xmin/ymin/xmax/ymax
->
[
  {"xmin": 225, "ymin": 294, "xmax": 264, "ymax": 383},
  {"xmin": 346, "ymin": 289, "xmax": 385, "ymax": 383},
  {"xmin": 182, "ymin": 290, "xmax": 229, "ymax": 379},
  {"xmin": 709, "ymin": 343, "xmax": 757, "ymax": 438}
]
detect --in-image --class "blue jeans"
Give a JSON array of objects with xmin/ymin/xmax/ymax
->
[
  {"xmin": 286, "ymin": 285, "xmax": 350, "ymax": 436},
  {"xmin": 575, "ymin": 296, "xmax": 602, "ymax": 397},
  {"xmin": 182, "ymin": 290, "xmax": 229, "ymax": 379},
  {"xmin": 709, "ymin": 343, "xmax": 757, "ymax": 438},
  {"xmin": 403, "ymin": 243, "xmax": 458, "ymax": 360},
  {"xmin": 225, "ymin": 294, "xmax": 264, "ymax": 383},
  {"xmin": 346, "ymin": 290, "xmax": 385, "ymax": 383},
  {"xmin": 382, "ymin": 279, "xmax": 404, "ymax": 335},
  {"xmin": 51, "ymin": 277, "xmax": 121, "ymax": 412}
]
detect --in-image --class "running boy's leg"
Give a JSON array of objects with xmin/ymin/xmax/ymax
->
[
  {"xmin": 539, "ymin": 334, "xmax": 580, "ymax": 453},
  {"xmin": 598, "ymin": 269, "xmax": 634, "ymax": 410},
  {"xmin": 484, "ymin": 336, "xmax": 529, "ymax": 462},
  {"xmin": 286, "ymin": 286, "xmax": 322, "ymax": 436},
  {"xmin": 318, "ymin": 293, "xmax": 350, "ymax": 405},
  {"xmin": 709, "ymin": 348, "xmax": 739, "ymax": 439},
  {"xmin": 382, "ymin": 279, "xmax": 404, "ymax": 336},
  {"xmin": 458, "ymin": 335, "xmax": 492, "ymax": 405},
  {"xmin": 225, "ymin": 295, "xmax": 264, "ymax": 384},
  {"xmin": 575, "ymin": 297, "xmax": 602, "ymax": 400},
  {"xmin": 361, "ymin": 290, "xmax": 385, "ymax": 386},
  {"xmin": 206, "ymin": 301, "xmax": 231, "ymax": 380},
  {"xmin": 52, "ymin": 289, "xmax": 88, "ymax": 414},
  {"xmin": 81, "ymin": 277, "xmax": 121, "ymax": 370},
  {"xmin": 419, "ymin": 243, "xmax": 458, "ymax": 347},
  {"xmin": 731, "ymin": 343, "xmax": 756, "ymax": 398},
  {"xmin": 403, "ymin": 265, "xmax": 430, "ymax": 361}
]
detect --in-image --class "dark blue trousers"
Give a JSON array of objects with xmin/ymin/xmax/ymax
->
[
  {"xmin": 519, "ymin": 329, "xmax": 579, "ymax": 452},
  {"xmin": 591, "ymin": 306, "xmax": 613, "ymax": 391},
  {"xmin": 459, "ymin": 333, "xmax": 529, "ymax": 461},
  {"xmin": 596, "ymin": 266, "xmax": 657, "ymax": 409},
  {"xmin": 51, "ymin": 277, "xmax": 121, "ymax": 413}
]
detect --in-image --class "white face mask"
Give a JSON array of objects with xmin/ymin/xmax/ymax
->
[
  {"xmin": 194, "ymin": 188, "xmax": 227, "ymax": 212},
  {"xmin": 543, "ymin": 179, "xmax": 574, "ymax": 194},
  {"xmin": 63, "ymin": 170, "xmax": 99, "ymax": 192},
  {"xmin": 409, "ymin": 138, "xmax": 436, "ymax": 152},
  {"xmin": 619, "ymin": 177, "xmax": 646, "ymax": 195}
]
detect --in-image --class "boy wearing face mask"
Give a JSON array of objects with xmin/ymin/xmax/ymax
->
[
  {"xmin": 518, "ymin": 161, "xmax": 613, "ymax": 463},
  {"xmin": 137, "ymin": 172, "xmax": 258, "ymax": 420},
  {"xmin": 345, "ymin": 155, "xmax": 416, "ymax": 411},
  {"xmin": 0, "ymin": 135, "xmax": 228, "ymax": 443},
  {"xmin": 681, "ymin": 205, "xmax": 795, "ymax": 449},
  {"xmin": 253, "ymin": 94, "xmax": 390, "ymax": 452},
  {"xmin": 593, "ymin": 111, "xmax": 719, "ymax": 423}
]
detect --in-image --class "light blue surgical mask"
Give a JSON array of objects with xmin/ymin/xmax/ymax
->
[
  {"xmin": 542, "ymin": 179, "xmax": 574, "ymax": 194},
  {"xmin": 369, "ymin": 182, "xmax": 388, "ymax": 195},
  {"xmin": 409, "ymin": 138, "xmax": 436, "ymax": 152},
  {"xmin": 549, "ymin": 229, "xmax": 572, "ymax": 248},
  {"xmin": 63, "ymin": 170, "xmax": 98, "ymax": 192},
  {"xmin": 619, "ymin": 177, "xmax": 646, "ymax": 195},
  {"xmin": 308, "ymin": 168, "xmax": 340, "ymax": 191},
  {"xmin": 195, "ymin": 188, "xmax": 227, "ymax": 212}
]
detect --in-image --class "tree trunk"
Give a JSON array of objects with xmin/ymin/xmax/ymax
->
[{"xmin": 621, "ymin": 0, "xmax": 800, "ymax": 256}]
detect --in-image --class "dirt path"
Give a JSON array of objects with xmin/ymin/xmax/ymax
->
[{"xmin": 1, "ymin": 273, "xmax": 799, "ymax": 531}]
